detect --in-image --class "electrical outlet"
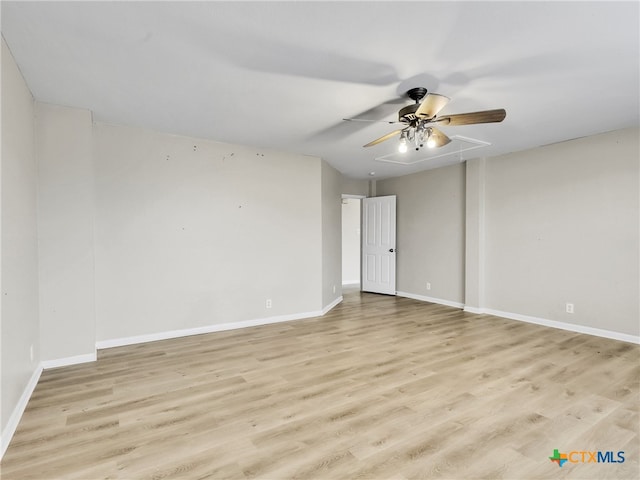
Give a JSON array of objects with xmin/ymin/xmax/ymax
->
[
  {"xmin": 566, "ymin": 303, "xmax": 574, "ymax": 314},
  {"xmin": 426, "ymin": 282, "xmax": 431, "ymax": 291},
  {"xmin": 332, "ymin": 285, "xmax": 336, "ymax": 294},
  {"xmin": 266, "ymin": 299, "xmax": 272, "ymax": 309}
]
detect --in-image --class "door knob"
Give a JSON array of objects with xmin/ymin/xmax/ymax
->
[{"xmin": 389, "ymin": 248, "xmax": 395, "ymax": 253}]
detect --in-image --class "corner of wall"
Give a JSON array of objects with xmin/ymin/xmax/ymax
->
[
  {"xmin": 321, "ymin": 161, "xmax": 344, "ymax": 308},
  {"xmin": 464, "ymin": 157, "xmax": 486, "ymax": 310},
  {"xmin": 35, "ymin": 102, "xmax": 96, "ymax": 362}
]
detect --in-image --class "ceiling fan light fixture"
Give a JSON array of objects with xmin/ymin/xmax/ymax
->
[
  {"xmin": 425, "ymin": 128, "xmax": 436, "ymax": 149},
  {"xmin": 416, "ymin": 124, "xmax": 427, "ymax": 149},
  {"xmin": 398, "ymin": 131, "xmax": 408, "ymax": 153}
]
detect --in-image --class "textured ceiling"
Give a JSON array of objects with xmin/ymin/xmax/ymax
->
[{"xmin": 2, "ymin": 1, "xmax": 638, "ymax": 179}]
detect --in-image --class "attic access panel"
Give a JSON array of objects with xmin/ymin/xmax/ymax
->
[{"xmin": 374, "ymin": 135, "xmax": 490, "ymax": 165}]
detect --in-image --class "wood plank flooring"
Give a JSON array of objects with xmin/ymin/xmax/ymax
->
[{"xmin": 2, "ymin": 290, "xmax": 638, "ymax": 479}]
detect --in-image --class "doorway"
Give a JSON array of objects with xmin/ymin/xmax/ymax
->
[{"xmin": 341, "ymin": 196, "xmax": 362, "ymax": 287}]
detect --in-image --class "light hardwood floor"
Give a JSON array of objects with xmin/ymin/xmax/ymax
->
[{"xmin": 1, "ymin": 290, "xmax": 638, "ymax": 479}]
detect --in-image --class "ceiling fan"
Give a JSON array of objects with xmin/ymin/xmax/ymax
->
[{"xmin": 345, "ymin": 87, "xmax": 506, "ymax": 152}]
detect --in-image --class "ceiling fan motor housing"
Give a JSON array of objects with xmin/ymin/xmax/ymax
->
[
  {"xmin": 398, "ymin": 104, "xmax": 420, "ymax": 123},
  {"xmin": 407, "ymin": 87, "xmax": 428, "ymax": 102},
  {"xmin": 399, "ymin": 87, "xmax": 429, "ymax": 124}
]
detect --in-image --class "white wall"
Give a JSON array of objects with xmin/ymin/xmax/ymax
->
[
  {"xmin": 93, "ymin": 123, "xmax": 323, "ymax": 341},
  {"xmin": 341, "ymin": 198, "xmax": 360, "ymax": 285},
  {"xmin": 377, "ymin": 164, "xmax": 466, "ymax": 304},
  {"xmin": 484, "ymin": 128, "xmax": 639, "ymax": 336},
  {"xmin": 342, "ymin": 177, "xmax": 369, "ymax": 197},
  {"xmin": 1, "ymin": 37, "xmax": 40, "ymax": 439},
  {"xmin": 376, "ymin": 128, "xmax": 639, "ymax": 339},
  {"xmin": 35, "ymin": 103, "xmax": 96, "ymax": 361},
  {"xmin": 321, "ymin": 161, "xmax": 343, "ymax": 307}
]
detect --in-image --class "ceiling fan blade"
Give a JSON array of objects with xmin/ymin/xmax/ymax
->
[
  {"xmin": 343, "ymin": 118, "xmax": 398, "ymax": 125},
  {"xmin": 415, "ymin": 93, "xmax": 450, "ymax": 119},
  {"xmin": 363, "ymin": 129, "xmax": 404, "ymax": 147},
  {"xmin": 435, "ymin": 108, "xmax": 506, "ymax": 126},
  {"xmin": 429, "ymin": 127, "xmax": 452, "ymax": 148}
]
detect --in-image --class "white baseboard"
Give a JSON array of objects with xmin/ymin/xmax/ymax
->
[
  {"xmin": 1, "ymin": 363, "xmax": 43, "ymax": 460},
  {"xmin": 406, "ymin": 295, "xmax": 639, "ymax": 344},
  {"xmin": 342, "ymin": 281, "xmax": 360, "ymax": 286},
  {"xmin": 322, "ymin": 296, "xmax": 343, "ymax": 315},
  {"xmin": 41, "ymin": 352, "xmax": 97, "ymax": 370},
  {"xmin": 396, "ymin": 291, "xmax": 465, "ymax": 309},
  {"xmin": 463, "ymin": 306, "xmax": 484, "ymax": 314},
  {"xmin": 480, "ymin": 308, "xmax": 640, "ymax": 345},
  {"xmin": 96, "ymin": 307, "xmax": 338, "ymax": 350}
]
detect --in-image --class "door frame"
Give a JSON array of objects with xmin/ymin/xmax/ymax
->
[{"xmin": 341, "ymin": 194, "xmax": 366, "ymax": 288}]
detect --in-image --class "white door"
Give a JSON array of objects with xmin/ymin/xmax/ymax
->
[{"xmin": 362, "ymin": 195, "xmax": 396, "ymax": 295}]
